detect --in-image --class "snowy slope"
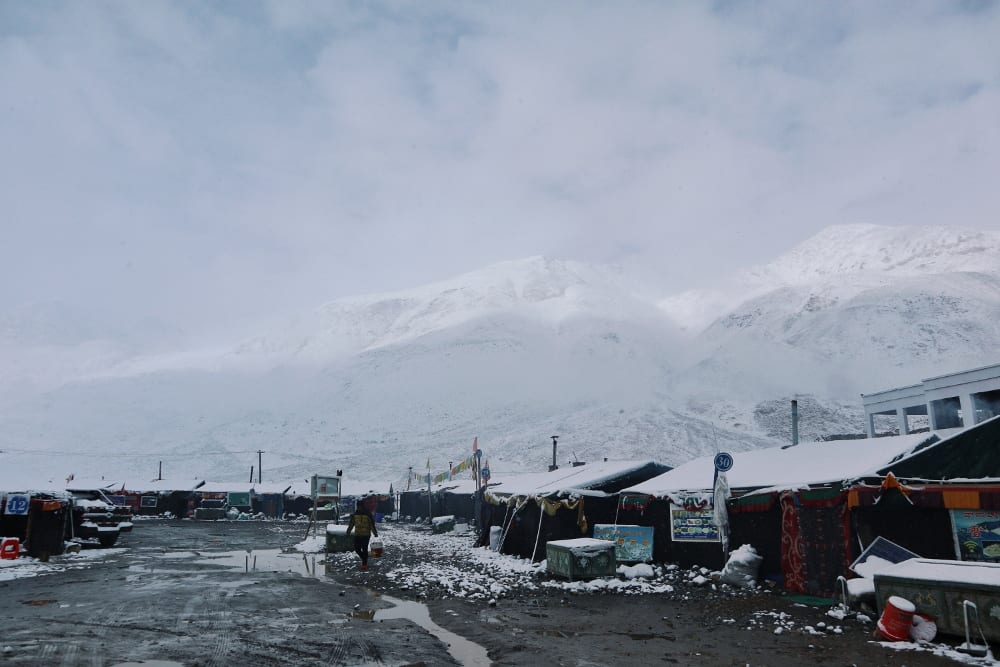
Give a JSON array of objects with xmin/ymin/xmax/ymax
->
[
  {"xmin": 2, "ymin": 224, "xmax": 999, "ymax": 487},
  {"xmin": 660, "ymin": 223, "xmax": 1000, "ymax": 331}
]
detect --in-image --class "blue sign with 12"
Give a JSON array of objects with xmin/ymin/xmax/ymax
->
[{"xmin": 4, "ymin": 494, "xmax": 30, "ymax": 516}]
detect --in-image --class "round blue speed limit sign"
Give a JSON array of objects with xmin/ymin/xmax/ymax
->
[{"xmin": 714, "ymin": 452, "xmax": 734, "ymax": 472}]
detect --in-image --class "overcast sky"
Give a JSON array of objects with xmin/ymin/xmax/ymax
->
[{"xmin": 2, "ymin": 1, "xmax": 999, "ymax": 340}]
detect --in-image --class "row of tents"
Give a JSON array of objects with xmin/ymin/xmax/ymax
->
[
  {"xmin": 401, "ymin": 416, "xmax": 1000, "ymax": 598},
  {"xmin": 6, "ymin": 415, "xmax": 997, "ymax": 597},
  {"xmin": 1, "ymin": 478, "xmax": 395, "ymax": 521}
]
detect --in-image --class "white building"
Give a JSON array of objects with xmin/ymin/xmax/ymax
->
[{"xmin": 861, "ymin": 362, "xmax": 1000, "ymax": 437}]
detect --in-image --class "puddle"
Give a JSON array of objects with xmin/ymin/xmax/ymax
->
[
  {"xmin": 192, "ymin": 549, "xmax": 321, "ymax": 577},
  {"xmin": 372, "ymin": 595, "xmax": 490, "ymax": 667},
  {"xmin": 127, "ymin": 549, "xmax": 487, "ymax": 664}
]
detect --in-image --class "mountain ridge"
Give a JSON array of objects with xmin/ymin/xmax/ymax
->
[{"xmin": 2, "ymin": 223, "xmax": 998, "ymax": 485}]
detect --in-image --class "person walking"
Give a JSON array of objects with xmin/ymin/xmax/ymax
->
[{"xmin": 345, "ymin": 499, "xmax": 378, "ymax": 570}]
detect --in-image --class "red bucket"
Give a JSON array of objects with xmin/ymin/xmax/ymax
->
[
  {"xmin": 1, "ymin": 537, "xmax": 20, "ymax": 560},
  {"xmin": 877, "ymin": 595, "xmax": 916, "ymax": 641}
]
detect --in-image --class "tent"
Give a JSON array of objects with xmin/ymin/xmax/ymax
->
[
  {"xmin": 620, "ymin": 434, "xmax": 940, "ymax": 595},
  {"xmin": 483, "ymin": 460, "xmax": 668, "ymax": 561},
  {"xmin": 848, "ymin": 415, "xmax": 1000, "ymax": 565}
]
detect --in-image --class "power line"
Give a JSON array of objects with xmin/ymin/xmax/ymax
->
[{"xmin": 0, "ymin": 448, "xmax": 267, "ymax": 458}]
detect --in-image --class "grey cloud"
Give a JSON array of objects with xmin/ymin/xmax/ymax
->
[{"xmin": 1, "ymin": 1, "xmax": 998, "ymax": 338}]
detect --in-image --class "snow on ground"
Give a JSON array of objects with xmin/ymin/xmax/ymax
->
[
  {"xmin": 322, "ymin": 523, "xmax": 544, "ymax": 601},
  {"xmin": 879, "ymin": 640, "xmax": 998, "ymax": 665},
  {"xmin": 317, "ymin": 523, "xmax": 764, "ymax": 601},
  {"xmin": 315, "ymin": 523, "xmax": 1000, "ymax": 666},
  {"xmin": 0, "ymin": 548, "xmax": 126, "ymax": 582}
]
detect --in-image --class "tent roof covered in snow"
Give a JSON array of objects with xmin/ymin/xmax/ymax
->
[
  {"xmin": 877, "ymin": 415, "xmax": 1000, "ymax": 481},
  {"xmin": 124, "ymin": 479, "xmax": 206, "ymax": 493},
  {"xmin": 488, "ymin": 460, "xmax": 667, "ymax": 499},
  {"xmin": 197, "ymin": 481, "xmax": 255, "ymax": 494},
  {"xmin": 622, "ymin": 433, "xmax": 940, "ymax": 497},
  {"xmin": 340, "ymin": 479, "xmax": 393, "ymax": 497},
  {"xmin": 250, "ymin": 482, "xmax": 300, "ymax": 496}
]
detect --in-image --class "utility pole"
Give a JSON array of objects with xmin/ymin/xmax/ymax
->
[
  {"xmin": 549, "ymin": 435, "xmax": 559, "ymax": 472},
  {"xmin": 257, "ymin": 450, "xmax": 264, "ymax": 484},
  {"xmin": 791, "ymin": 400, "xmax": 799, "ymax": 447}
]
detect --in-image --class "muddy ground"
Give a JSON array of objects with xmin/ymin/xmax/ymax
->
[{"xmin": 0, "ymin": 521, "xmax": 958, "ymax": 666}]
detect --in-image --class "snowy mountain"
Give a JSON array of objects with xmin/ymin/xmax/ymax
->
[{"xmin": 2, "ymin": 225, "xmax": 999, "ymax": 488}]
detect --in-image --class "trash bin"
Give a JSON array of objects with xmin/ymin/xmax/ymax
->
[
  {"xmin": 431, "ymin": 515, "xmax": 456, "ymax": 534},
  {"xmin": 1, "ymin": 537, "xmax": 20, "ymax": 560},
  {"xmin": 28, "ymin": 498, "xmax": 68, "ymax": 559},
  {"xmin": 325, "ymin": 524, "xmax": 353, "ymax": 553},
  {"xmin": 546, "ymin": 538, "xmax": 617, "ymax": 580}
]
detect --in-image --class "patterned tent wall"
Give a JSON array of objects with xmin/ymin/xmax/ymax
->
[
  {"xmin": 618, "ymin": 491, "xmax": 848, "ymax": 595},
  {"xmin": 779, "ymin": 491, "xmax": 851, "ymax": 597},
  {"xmin": 849, "ymin": 482, "xmax": 1000, "ymax": 563}
]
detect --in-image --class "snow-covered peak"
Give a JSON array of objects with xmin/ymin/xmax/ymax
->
[
  {"xmin": 228, "ymin": 256, "xmax": 659, "ymax": 366},
  {"xmin": 751, "ymin": 223, "xmax": 1000, "ymax": 285},
  {"xmin": 659, "ymin": 224, "xmax": 1000, "ymax": 331}
]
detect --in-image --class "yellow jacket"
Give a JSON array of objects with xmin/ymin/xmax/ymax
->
[{"xmin": 346, "ymin": 511, "xmax": 377, "ymax": 537}]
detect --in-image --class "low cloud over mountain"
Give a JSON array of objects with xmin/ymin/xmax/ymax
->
[{"xmin": 3, "ymin": 224, "xmax": 998, "ymax": 486}]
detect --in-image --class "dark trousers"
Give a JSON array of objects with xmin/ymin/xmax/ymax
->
[{"xmin": 354, "ymin": 535, "xmax": 371, "ymax": 564}]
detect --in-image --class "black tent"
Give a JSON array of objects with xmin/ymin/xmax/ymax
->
[{"xmin": 877, "ymin": 414, "xmax": 1000, "ymax": 480}]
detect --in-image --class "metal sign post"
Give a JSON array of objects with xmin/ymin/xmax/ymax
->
[
  {"xmin": 306, "ymin": 474, "xmax": 342, "ymax": 538},
  {"xmin": 713, "ymin": 452, "xmax": 734, "ymax": 555}
]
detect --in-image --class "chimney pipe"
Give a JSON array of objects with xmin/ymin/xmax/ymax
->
[
  {"xmin": 791, "ymin": 399, "xmax": 799, "ymax": 446},
  {"xmin": 549, "ymin": 435, "xmax": 559, "ymax": 472}
]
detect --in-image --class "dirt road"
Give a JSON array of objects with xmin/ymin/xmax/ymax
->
[{"xmin": 0, "ymin": 520, "xmax": 961, "ymax": 666}]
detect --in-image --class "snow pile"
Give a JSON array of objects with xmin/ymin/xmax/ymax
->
[
  {"xmin": 292, "ymin": 535, "xmax": 325, "ymax": 553},
  {"xmin": 748, "ymin": 610, "xmax": 843, "ymax": 637},
  {"xmin": 719, "ymin": 544, "xmax": 762, "ymax": 588},
  {"xmin": 617, "ymin": 563, "xmax": 655, "ymax": 579},
  {"xmin": 542, "ymin": 574, "xmax": 674, "ymax": 595}
]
